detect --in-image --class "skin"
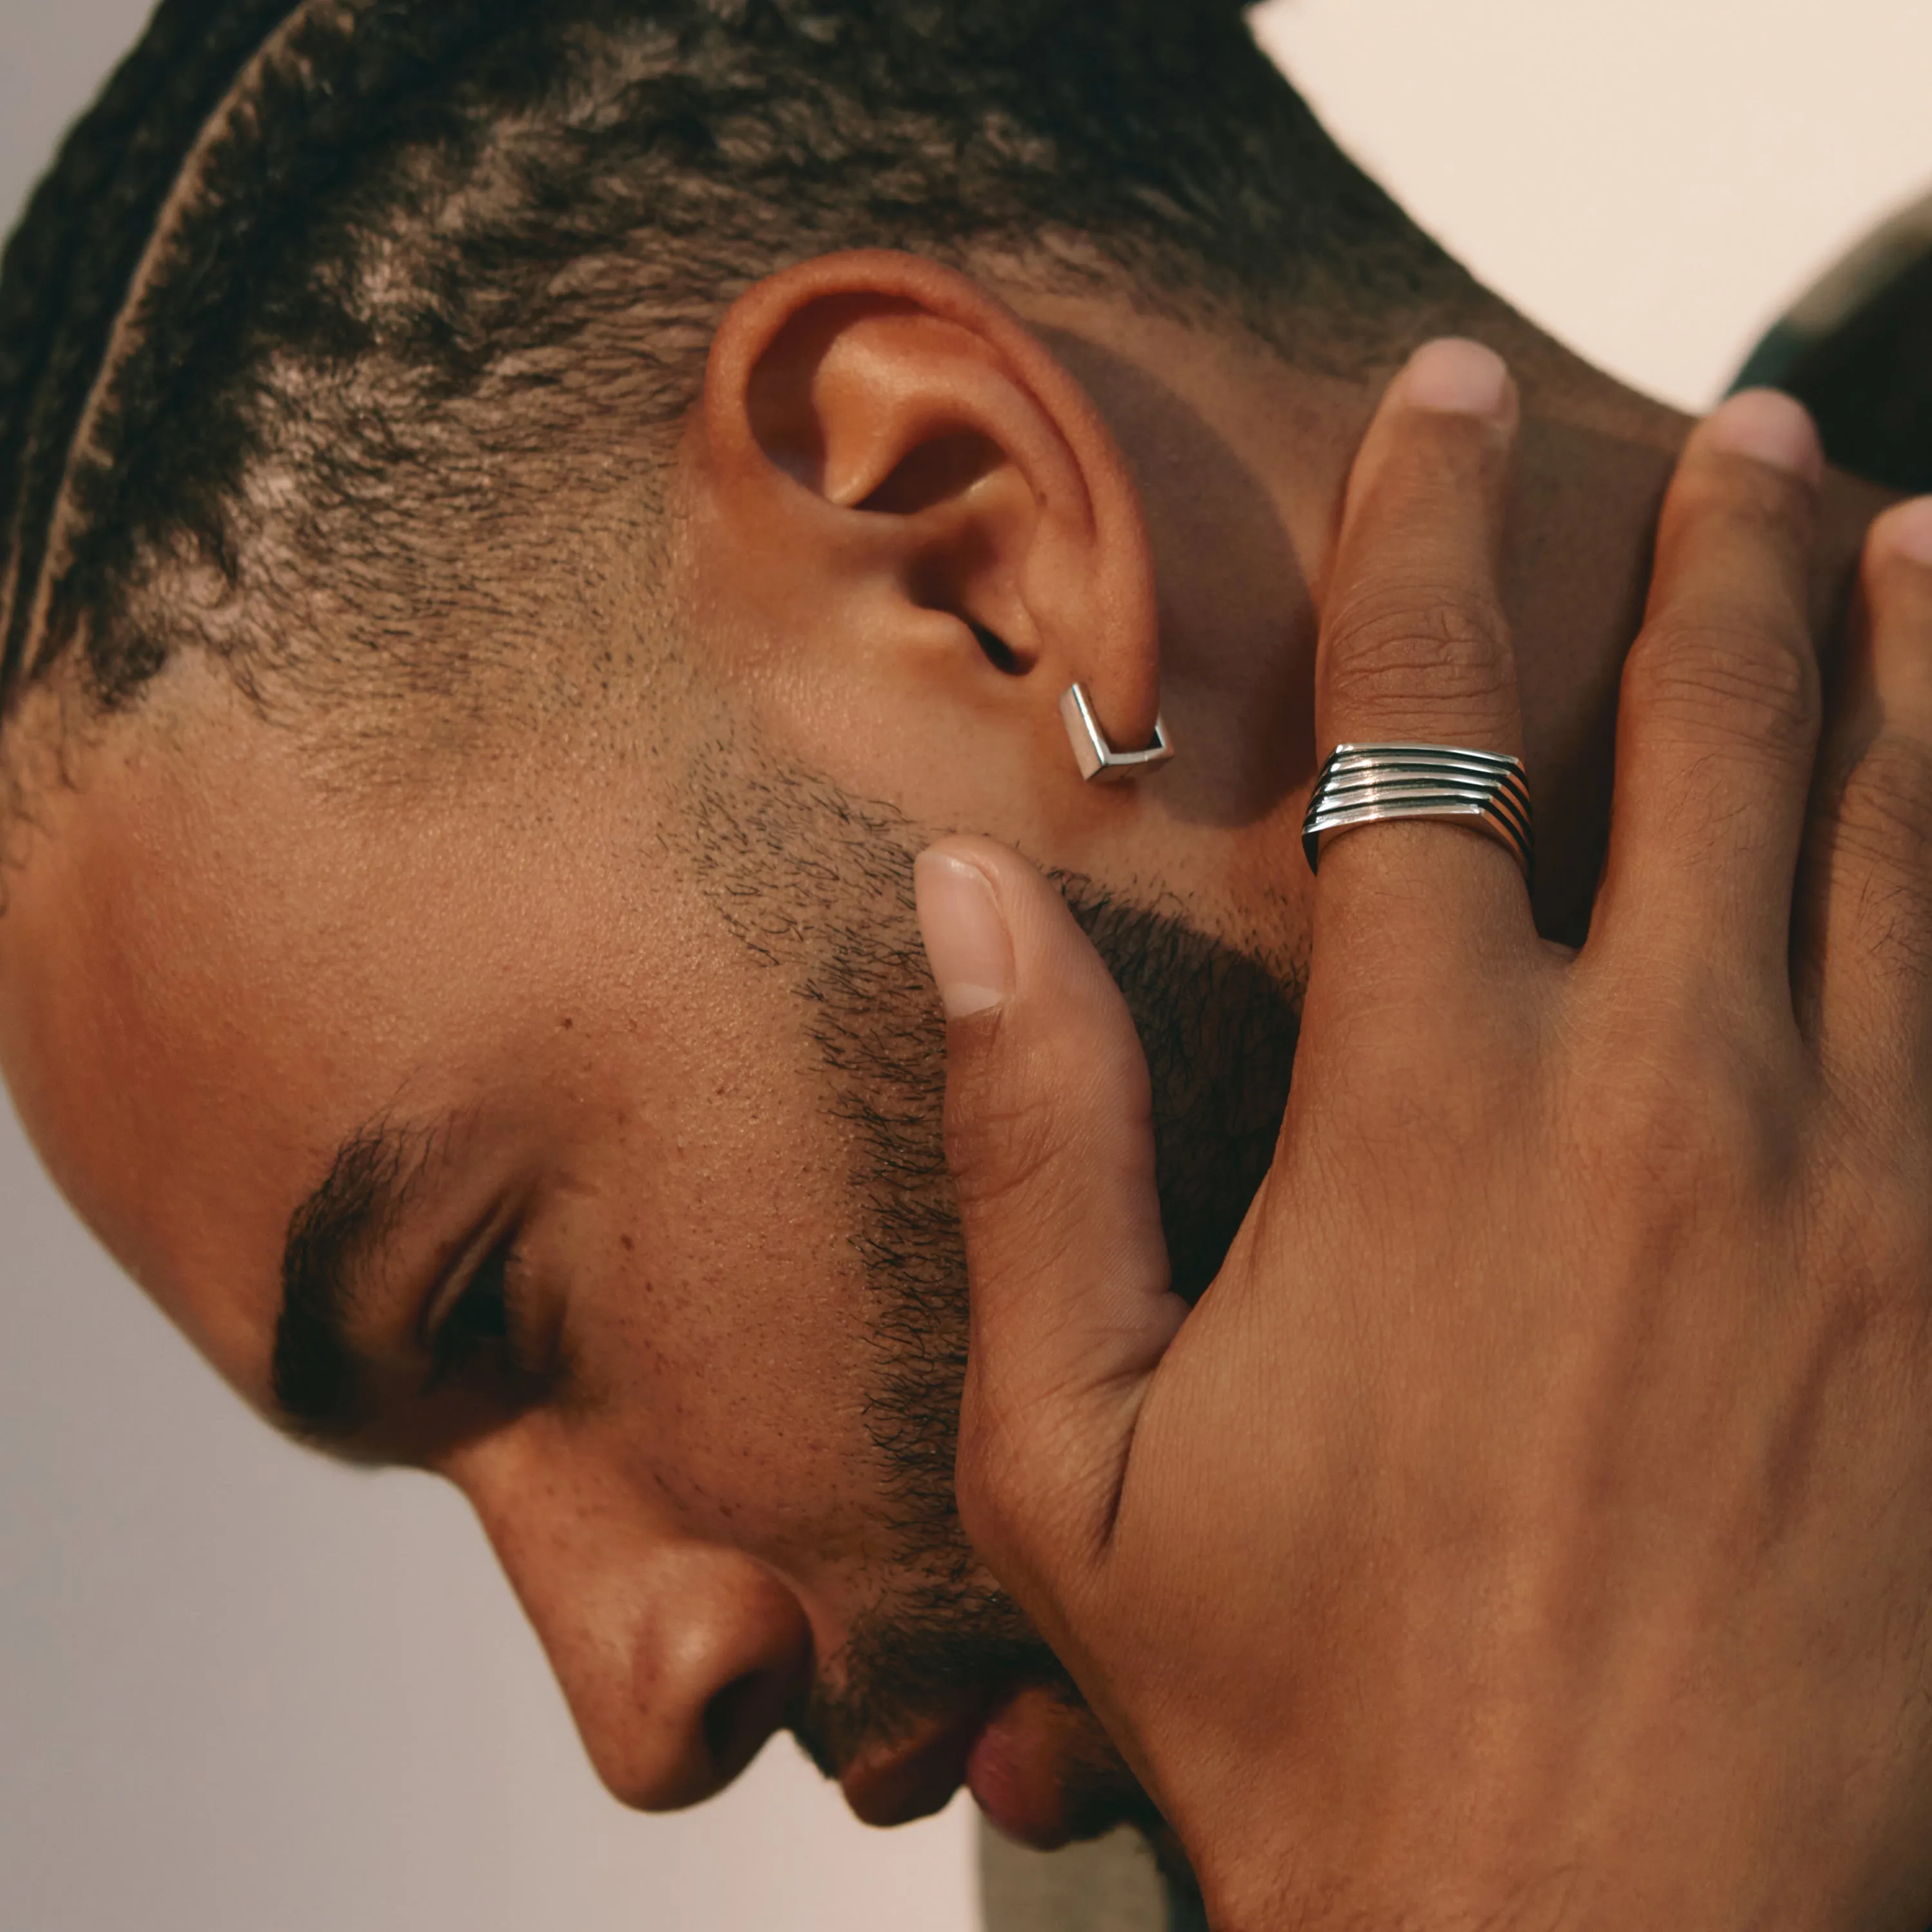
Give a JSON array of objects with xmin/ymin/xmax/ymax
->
[
  {"xmin": 0, "ymin": 251, "xmax": 1900, "ymax": 1849},
  {"xmin": 936, "ymin": 353, "xmax": 1932, "ymax": 1927}
]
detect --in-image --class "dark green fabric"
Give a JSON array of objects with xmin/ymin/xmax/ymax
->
[
  {"xmin": 1733, "ymin": 194, "xmax": 1932, "ymax": 492},
  {"xmin": 1160, "ymin": 1870, "xmax": 1209, "ymax": 1932}
]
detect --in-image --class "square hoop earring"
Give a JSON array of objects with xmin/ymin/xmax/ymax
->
[{"xmin": 1059, "ymin": 683, "xmax": 1175, "ymax": 784}]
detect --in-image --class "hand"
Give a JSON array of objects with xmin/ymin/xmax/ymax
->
[{"xmin": 916, "ymin": 341, "xmax": 1932, "ymax": 1931}]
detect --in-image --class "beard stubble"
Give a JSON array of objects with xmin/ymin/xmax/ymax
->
[{"xmin": 678, "ymin": 741, "xmax": 1301, "ymax": 1838}]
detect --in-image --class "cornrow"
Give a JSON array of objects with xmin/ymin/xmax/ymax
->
[
  {"xmin": 0, "ymin": 0, "xmax": 302, "ymax": 708},
  {"xmin": 8, "ymin": 0, "xmax": 546, "ymax": 712},
  {"xmin": 0, "ymin": 0, "xmax": 1452, "ymax": 740}
]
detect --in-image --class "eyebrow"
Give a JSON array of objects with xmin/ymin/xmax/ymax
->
[{"xmin": 271, "ymin": 1119, "xmax": 439, "ymax": 1445}]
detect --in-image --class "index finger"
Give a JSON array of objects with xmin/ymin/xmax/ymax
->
[{"xmin": 1309, "ymin": 338, "xmax": 1531, "ymax": 972}]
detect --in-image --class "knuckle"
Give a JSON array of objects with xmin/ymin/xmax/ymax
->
[
  {"xmin": 1323, "ymin": 581, "xmax": 1513, "ymax": 731},
  {"xmin": 1824, "ymin": 732, "xmax": 1932, "ymax": 880},
  {"xmin": 1814, "ymin": 736, "xmax": 1932, "ymax": 989},
  {"xmin": 1329, "ymin": 987, "xmax": 1521, "ymax": 1123},
  {"xmin": 945, "ymin": 1072, "xmax": 1063, "ymax": 1220},
  {"xmin": 1624, "ymin": 611, "xmax": 1818, "ymax": 756},
  {"xmin": 1795, "ymin": 1145, "xmax": 1932, "ymax": 1335},
  {"xmin": 1846, "ymin": 1192, "xmax": 1932, "ymax": 1311},
  {"xmin": 942, "ymin": 1028, "xmax": 1065, "ymax": 1211}
]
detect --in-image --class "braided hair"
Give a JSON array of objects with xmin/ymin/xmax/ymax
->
[{"xmin": 0, "ymin": 0, "xmax": 1454, "ymax": 737}]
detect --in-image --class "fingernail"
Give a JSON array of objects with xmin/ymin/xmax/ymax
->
[
  {"xmin": 1703, "ymin": 389, "xmax": 1823, "ymax": 484},
  {"xmin": 915, "ymin": 850, "xmax": 1012, "ymax": 1019},
  {"xmin": 1399, "ymin": 338, "xmax": 1511, "ymax": 417},
  {"xmin": 1875, "ymin": 496, "xmax": 1932, "ymax": 568}
]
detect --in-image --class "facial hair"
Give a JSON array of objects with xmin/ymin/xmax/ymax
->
[{"xmin": 676, "ymin": 739, "xmax": 1302, "ymax": 1836}]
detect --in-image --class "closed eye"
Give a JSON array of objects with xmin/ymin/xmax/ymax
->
[{"xmin": 424, "ymin": 1240, "xmax": 513, "ymax": 1388}]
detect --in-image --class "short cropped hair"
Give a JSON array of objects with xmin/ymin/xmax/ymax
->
[{"xmin": 0, "ymin": 0, "xmax": 1460, "ymax": 739}]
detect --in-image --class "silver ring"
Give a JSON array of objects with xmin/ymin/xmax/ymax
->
[{"xmin": 1302, "ymin": 743, "xmax": 1533, "ymax": 878}]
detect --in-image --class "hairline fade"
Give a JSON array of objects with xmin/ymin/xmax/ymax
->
[{"xmin": 0, "ymin": 0, "xmax": 1468, "ymax": 771}]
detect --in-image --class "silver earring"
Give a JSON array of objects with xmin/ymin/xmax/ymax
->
[{"xmin": 1059, "ymin": 682, "xmax": 1175, "ymax": 783}]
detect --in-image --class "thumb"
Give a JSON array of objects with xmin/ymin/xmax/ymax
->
[{"xmin": 915, "ymin": 837, "xmax": 1184, "ymax": 1599}]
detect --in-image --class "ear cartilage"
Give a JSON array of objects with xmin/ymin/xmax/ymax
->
[{"xmin": 1059, "ymin": 682, "xmax": 1175, "ymax": 783}]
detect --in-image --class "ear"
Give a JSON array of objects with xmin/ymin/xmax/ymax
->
[{"xmin": 690, "ymin": 249, "xmax": 1162, "ymax": 772}]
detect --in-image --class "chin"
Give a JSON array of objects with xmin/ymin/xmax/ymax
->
[
  {"xmin": 833, "ymin": 1671, "xmax": 1164, "ymax": 1849},
  {"xmin": 963, "ymin": 1682, "xmax": 1166, "ymax": 1852}
]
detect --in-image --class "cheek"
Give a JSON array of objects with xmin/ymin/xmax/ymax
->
[{"xmin": 558, "ymin": 1055, "xmax": 899, "ymax": 1580}]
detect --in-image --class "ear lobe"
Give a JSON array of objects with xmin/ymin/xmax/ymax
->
[{"xmin": 699, "ymin": 251, "xmax": 1164, "ymax": 758}]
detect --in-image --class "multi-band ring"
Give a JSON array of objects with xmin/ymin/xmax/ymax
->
[{"xmin": 1302, "ymin": 743, "xmax": 1534, "ymax": 880}]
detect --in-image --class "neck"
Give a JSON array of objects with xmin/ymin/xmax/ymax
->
[{"xmin": 1016, "ymin": 290, "xmax": 1894, "ymax": 946}]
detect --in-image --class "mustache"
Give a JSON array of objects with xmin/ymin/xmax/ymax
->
[
  {"xmin": 788, "ymin": 1587, "xmax": 1169, "ymax": 1853},
  {"xmin": 790, "ymin": 1595, "xmax": 1171, "ymax": 1854},
  {"xmin": 786, "ymin": 1582, "xmax": 1071, "ymax": 1780}
]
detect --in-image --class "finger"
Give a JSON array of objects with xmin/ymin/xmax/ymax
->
[
  {"xmin": 914, "ymin": 838, "xmax": 1184, "ymax": 1600},
  {"xmin": 1592, "ymin": 391, "xmax": 1823, "ymax": 998},
  {"xmin": 1797, "ymin": 498, "xmax": 1932, "ymax": 1105},
  {"xmin": 1311, "ymin": 337, "xmax": 1531, "ymax": 972}
]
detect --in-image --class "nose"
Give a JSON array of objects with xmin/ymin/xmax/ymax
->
[
  {"xmin": 460, "ymin": 1444, "xmax": 815, "ymax": 1812},
  {"xmin": 605, "ymin": 1542, "xmax": 815, "ymax": 1809}
]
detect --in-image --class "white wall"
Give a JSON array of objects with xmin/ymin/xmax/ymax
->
[
  {"xmin": 3, "ymin": 5, "xmax": 1929, "ymax": 1931},
  {"xmin": 1254, "ymin": 0, "xmax": 1932, "ymax": 410}
]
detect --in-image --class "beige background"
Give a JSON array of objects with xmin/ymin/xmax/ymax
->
[{"xmin": 3, "ymin": 3, "xmax": 1929, "ymax": 1928}]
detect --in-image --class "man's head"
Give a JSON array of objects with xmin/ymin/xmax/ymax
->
[{"xmin": 0, "ymin": 0, "xmax": 1552, "ymax": 1848}]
